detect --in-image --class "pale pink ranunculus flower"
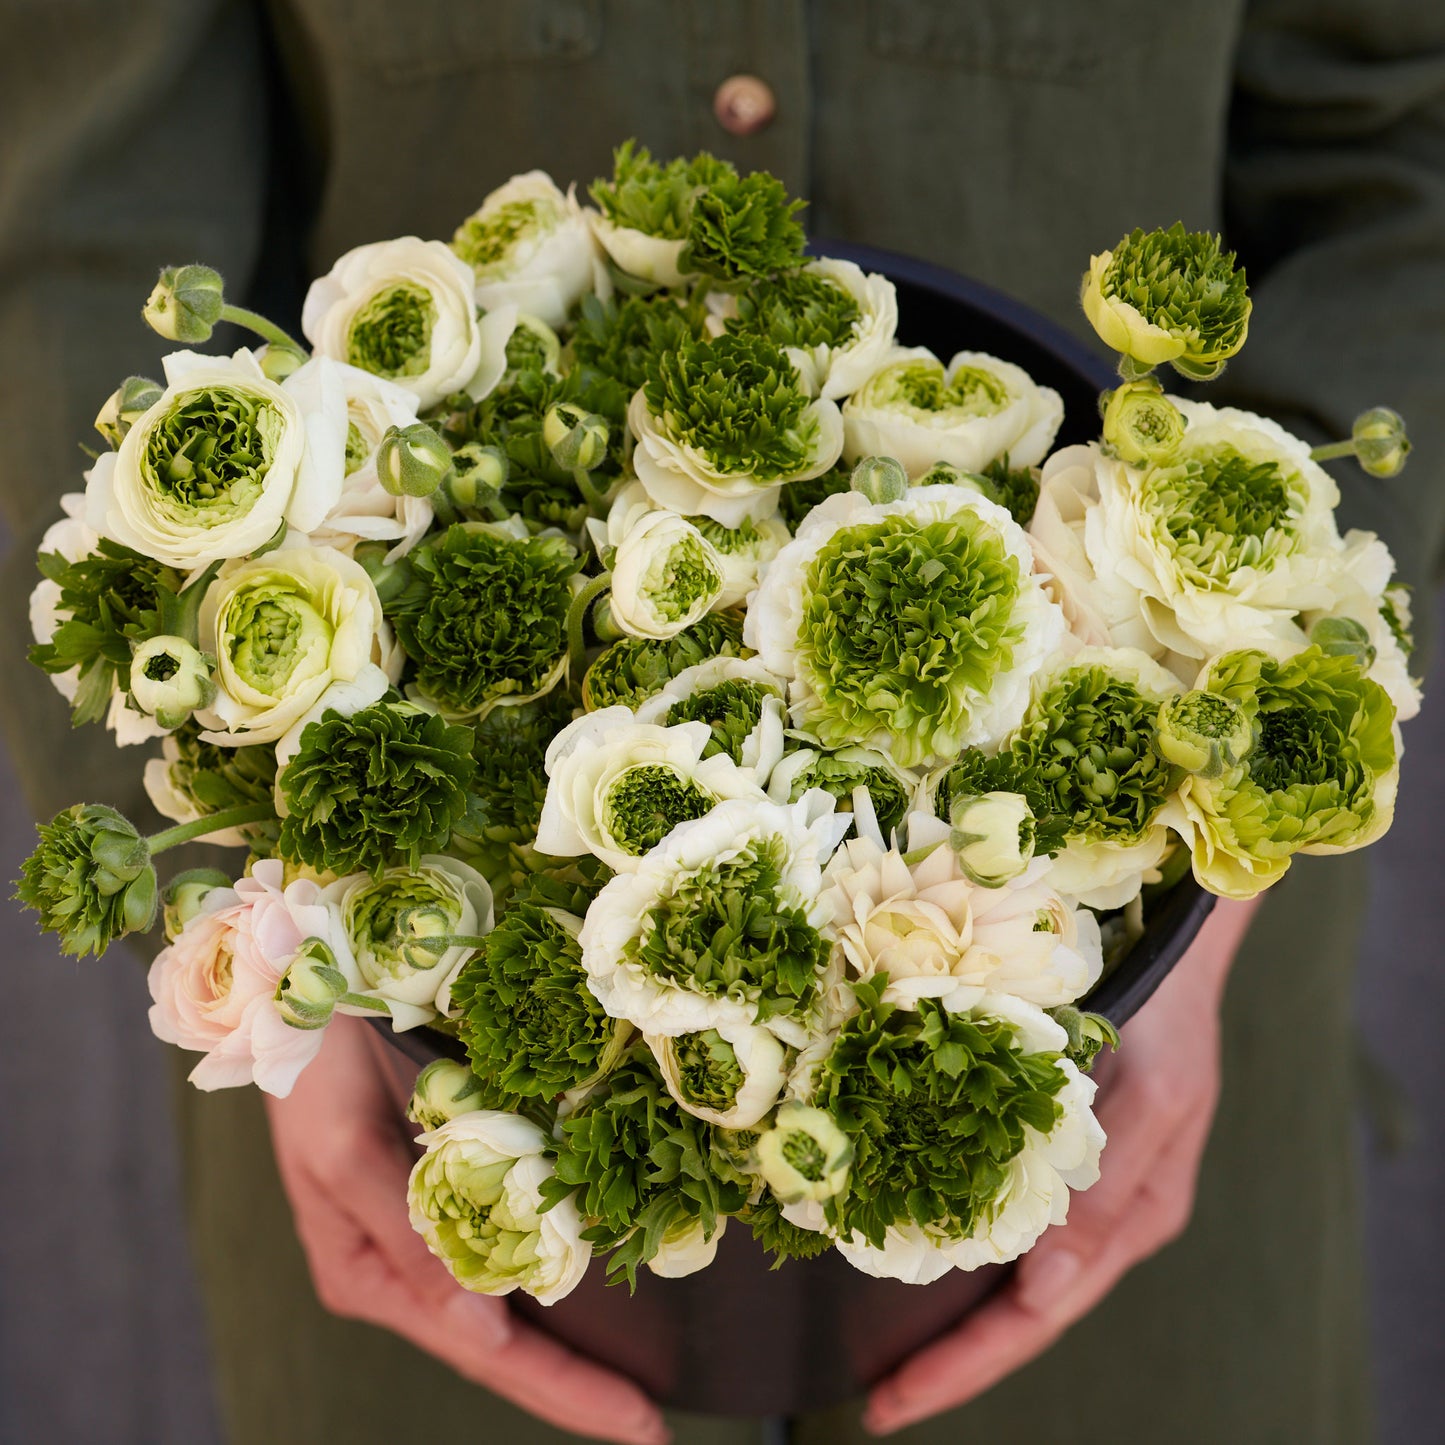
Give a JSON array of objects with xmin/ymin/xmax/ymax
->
[{"xmin": 147, "ymin": 859, "xmax": 354, "ymax": 1097}]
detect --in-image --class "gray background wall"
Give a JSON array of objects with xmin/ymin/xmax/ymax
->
[{"xmin": 1, "ymin": 603, "xmax": 1440, "ymax": 1445}]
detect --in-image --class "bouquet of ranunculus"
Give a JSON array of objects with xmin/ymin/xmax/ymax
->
[{"xmin": 16, "ymin": 147, "xmax": 1415, "ymax": 1303}]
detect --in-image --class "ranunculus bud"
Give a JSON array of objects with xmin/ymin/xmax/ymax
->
[
  {"xmin": 850, "ymin": 454, "xmax": 909, "ymax": 505},
  {"xmin": 161, "ymin": 867, "xmax": 232, "ymax": 942},
  {"xmin": 755, "ymin": 1101, "xmax": 853, "ymax": 1204},
  {"xmin": 406, "ymin": 1058, "xmax": 488, "ymax": 1130},
  {"xmin": 948, "ymin": 790, "xmax": 1036, "ymax": 887},
  {"xmin": 351, "ymin": 541, "xmax": 411, "ymax": 607},
  {"xmin": 143, "ymin": 263, "xmax": 225, "ymax": 343},
  {"xmin": 258, "ymin": 340, "xmax": 309, "ymax": 383},
  {"xmin": 1352, "ymin": 406, "xmax": 1411, "ymax": 479},
  {"xmin": 442, "ymin": 442, "xmax": 509, "ymax": 511},
  {"xmin": 94, "ymin": 375, "xmax": 163, "ymax": 449},
  {"xmin": 273, "ymin": 937, "xmax": 349, "ymax": 1030},
  {"xmin": 1100, "ymin": 379, "xmax": 1187, "ymax": 466},
  {"xmin": 1309, "ymin": 616, "xmax": 1377, "ymax": 670},
  {"xmin": 130, "ymin": 636, "xmax": 217, "ymax": 729},
  {"xmin": 1156, "ymin": 689, "xmax": 1253, "ymax": 778},
  {"xmin": 544, "ymin": 403, "xmax": 610, "ymax": 472},
  {"xmin": 1048, "ymin": 1004, "xmax": 1121, "ymax": 1072},
  {"xmin": 376, "ymin": 422, "xmax": 453, "ymax": 498}
]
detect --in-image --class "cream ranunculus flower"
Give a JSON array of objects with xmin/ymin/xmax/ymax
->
[
  {"xmin": 593, "ymin": 482, "xmax": 726, "ymax": 639},
  {"xmin": 684, "ymin": 511, "xmax": 791, "ymax": 609},
  {"xmin": 586, "ymin": 207, "xmax": 689, "ymax": 289},
  {"xmin": 84, "ymin": 349, "xmax": 348, "ymax": 569},
  {"xmin": 645, "ymin": 1214, "xmax": 726, "ymax": 1279},
  {"xmin": 303, "ymin": 237, "xmax": 513, "ymax": 409},
  {"xmin": 842, "ymin": 347, "xmax": 1063, "ymax": 478},
  {"xmin": 1031, "ymin": 399, "xmax": 1350, "ymax": 668},
  {"xmin": 196, "ymin": 544, "xmax": 397, "ymax": 747},
  {"xmin": 579, "ymin": 793, "xmax": 853, "ymax": 1047},
  {"xmin": 647, "ymin": 1018, "xmax": 789, "ymax": 1129},
  {"xmin": 820, "ymin": 810, "xmax": 1101, "ymax": 1010},
  {"xmin": 534, "ymin": 707, "xmax": 768, "ymax": 871},
  {"xmin": 323, "ymin": 854, "xmax": 494, "ymax": 1030},
  {"xmin": 147, "ymin": 858, "xmax": 360, "ymax": 1097},
  {"xmin": 408, "ymin": 1111, "xmax": 589, "ymax": 1304},
  {"xmin": 452, "ymin": 171, "xmax": 601, "ymax": 330}
]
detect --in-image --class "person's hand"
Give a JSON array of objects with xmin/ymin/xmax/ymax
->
[
  {"xmin": 264, "ymin": 1014, "xmax": 670, "ymax": 1445},
  {"xmin": 864, "ymin": 896, "xmax": 1260, "ymax": 1435}
]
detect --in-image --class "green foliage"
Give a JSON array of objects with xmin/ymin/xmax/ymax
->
[
  {"xmin": 589, "ymin": 140, "xmax": 732, "ymax": 240},
  {"xmin": 570, "ymin": 292, "xmax": 708, "ymax": 397},
  {"xmin": 818, "ymin": 979, "xmax": 1066, "ymax": 1247},
  {"xmin": 155, "ymin": 722, "xmax": 279, "ymax": 851},
  {"xmin": 680, "ymin": 170, "xmax": 807, "ymax": 286},
  {"xmin": 665, "ymin": 678, "xmax": 775, "ymax": 764},
  {"xmin": 278, "ymin": 703, "xmax": 476, "ymax": 877},
  {"xmin": 728, "ymin": 270, "xmax": 861, "ymax": 351},
  {"xmin": 582, "ymin": 611, "xmax": 749, "ymax": 710},
  {"xmin": 978, "ymin": 456, "xmax": 1040, "ymax": 527},
  {"xmin": 388, "ymin": 523, "xmax": 579, "ymax": 717},
  {"xmin": 16, "ymin": 804, "xmax": 157, "ymax": 958},
  {"xmin": 745, "ymin": 1195, "xmax": 833, "ymax": 1267},
  {"xmin": 778, "ymin": 463, "xmax": 851, "ymax": 530}
]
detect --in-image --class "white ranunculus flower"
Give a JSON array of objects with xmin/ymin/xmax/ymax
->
[
  {"xmin": 409, "ymin": 1111, "xmax": 589, "ymax": 1304},
  {"xmin": 627, "ymin": 356, "xmax": 845, "ymax": 528},
  {"xmin": 746, "ymin": 484, "xmax": 1065, "ymax": 766},
  {"xmin": 683, "ymin": 511, "xmax": 791, "ymax": 609},
  {"xmin": 645, "ymin": 1214, "xmax": 725, "ymax": 1279},
  {"xmin": 580, "ymin": 793, "xmax": 853, "ymax": 1047},
  {"xmin": 535, "ymin": 707, "xmax": 767, "ymax": 872},
  {"xmin": 647, "ymin": 1018, "xmax": 789, "ymax": 1129},
  {"xmin": 303, "ymin": 237, "xmax": 510, "ymax": 410},
  {"xmin": 323, "ymin": 854, "xmax": 493, "ymax": 1030},
  {"xmin": 1031, "ymin": 399, "xmax": 1351, "ymax": 668},
  {"xmin": 634, "ymin": 656, "xmax": 790, "ymax": 784},
  {"xmin": 84, "ymin": 349, "xmax": 347, "ymax": 569},
  {"xmin": 196, "ymin": 544, "xmax": 396, "ymax": 747},
  {"xmin": 821, "ymin": 810, "xmax": 1101, "ymax": 1010},
  {"xmin": 453, "ymin": 172, "xmax": 600, "ymax": 330},
  {"xmin": 842, "ymin": 347, "xmax": 1063, "ymax": 478},
  {"xmin": 594, "ymin": 482, "xmax": 726, "ymax": 638},
  {"xmin": 586, "ymin": 208, "xmax": 688, "ymax": 289},
  {"xmin": 299, "ymin": 360, "xmax": 435, "ymax": 561}
]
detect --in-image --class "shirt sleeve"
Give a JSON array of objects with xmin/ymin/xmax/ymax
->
[
  {"xmin": 0, "ymin": 0, "xmax": 268, "ymax": 820},
  {"xmin": 1218, "ymin": 1, "xmax": 1445, "ymax": 619}
]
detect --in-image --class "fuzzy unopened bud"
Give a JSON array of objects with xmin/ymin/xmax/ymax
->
[
  {"xmin": 442, "ymin": 442, "xmax": 509, "ymax": 510},
  {"xmin": 544, "ymin": 404, "xmax": 610, "ymax": 472},
  {"xmin": 94, "ymin": 376, "xmax": 163, "ymax": 449},
  {"xmin": 407, "ymin": 1058, "xmax": 488, "ymax": 1130},
  {"xmin": 1100, "ymin": 379, "xmax": 1187, "ymax": 466},
  {"xmin": 1352, "ymin": 407, "xmax": 1410, "ymax": 479},
  {"xmin": 376, "ymin": 423, "xmax": 453, "ymax": 498},
  {"xmin": 143, "ymin": 264, "xmax": 224, "ymax": 343},
  {"xmin": 850, "ymin": 454, "xmax": 909, "ymax": 505},
  {"xmin": 161, "ymin": 867, "xmax": 232, "ymax": 942},
  {"xmin": 258, "ymin": 341, "xmax": 309, "ymax": 383},
  {"xmin": 273, "ymin": 938, "xmax": 349, "ymax": 1030}
]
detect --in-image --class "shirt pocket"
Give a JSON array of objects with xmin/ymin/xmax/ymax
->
[
  {"xmin": 867, "ymin": 0, "xmax": 1158, "ymax": 83},
  {"xmin": 297, "ymin": 0, "xmax": 602, "ymax": 82}
]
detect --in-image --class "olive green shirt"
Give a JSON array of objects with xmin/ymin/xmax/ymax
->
[{"xmin": 3, "ymin": 3, "xmax": 1444, "ymax": 1442}]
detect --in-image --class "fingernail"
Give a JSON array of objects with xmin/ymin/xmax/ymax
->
[
  {"xmin": 445, "ymin": 1290, "xmax": 512, "ymax": 1349},
  {"xmin": 1019, "ymin": 1249, "xmax": 1080, "ymax": 1311}
]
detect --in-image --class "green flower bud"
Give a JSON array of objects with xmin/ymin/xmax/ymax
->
[
  {"xmin": 351, "ymin": 541, "xmax": 411, "ymax": 607},
  {"xmin": 443, "ymin": 442, "xmax": 509, "ymax": 511},
  {"xmin": 94, "ymin": 376, "xmax": 162, "ymax": 449},
  {"xmin": 1157, "ymin": 689, "xmax": 1253, "ymax": 778},
  {"xmin": 947, "ymin": 790, "xmax": 1036, "ymax": 886},
  {"xmin": 1309, "ymin": 616, "xmax": 1377, "ymax": 670},
  {"xmin": 1048, "ymin": 1005, "xmax": 1120, "ymax": 1073},
  {"xmin": 849, "ymin": 454, "xmax": 909, "ymax": 505},
  {"xmin": 161, "ymin": 866, "xmax": 231, "ymax": 942},
  {"xmin": 543, "ymin": 403, "xmax": 611, "ymax": 473},
  {"xmin": 755, "ymin": 1100, "xmax": 853, "ymax": 1204},
  {"xmin": 273, "ymin": 937, "xmax": 349, "ymax": 1030},
  {"xmin": 130, "ymin": 635, "xmax": 217, "ymax": 729},
  {"xmin": 258, "ymin": 341, "xmax": 309, "ymax": 383},
  {"xmin": 406, "ymin": 1058, "xmax": 488, "ymax": 1129},
  {"xmin": 142, "ymin": 264, "xmax": 225, "ymax": 343},
  {"xmin": 1100, "ymin": 379, "xmax": 1187, "ymax": 465},
  {"xmin": 1352, "ymin": 406, "xmax": 1411, "ymax": 479},
  {"xmin": 376, "ymin": 422, "xmax": 453, "ymax": 498}
]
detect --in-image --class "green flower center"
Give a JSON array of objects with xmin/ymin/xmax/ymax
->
[
  {"xmin": 666, "ymin": 679, "xmax": 774, "ymax": 763},
  {"xmin": 674, "ymin": 1030, "xmax": 745, "ymax": 1111},
  {"xmin": 797, "ymin": 510, "xmax": 1023, "ymax": 763},
  {"xmin": 582, "ymin": 611, "xmax": 749, "ymax": 712},
  {"xmin": 346, "ymin": 872, "xmax": 464, "ymax": 985},
  {"xmin": 639, "ymin": 533, "xmax": 722, "ymax": 621},
  {"xmin": 144, "ymin": 651, "xmax": 180, "ymax": 682},
  {"xmin": 644, "ymin": 334, "xmax": 817, "ymax": 479},
  {"xmin": 603, "ymin": 764, "xmax": 716, "ymax": 855},
  {"xmin": 224, "ymin": 588, "xmax": 333, "ymax": 696},
  {"xmin": 141, "ymin": 384, "xmax": 284, "ymax": 524},
  {"xmin": 690, "ymin": 515, "xmax": 764, "ymax": 556},
  {"xmin": 1249, "ymin": 704, "xmax": 1341, "ymax": 793},
  {"xmin": 346, "ymin": 283, "xmax": 438, "ymax": 379},
  {"xmin": 636, "ymin": 836, "xmax": 829, "ymax": 1023},
  {"xmin": 453, "ymin": 197, "xmax": 561, "ymax": 275},
  {"xmin": 860, "ymin": 359, "xmax": 1009, "ymax": 421},
  {"xmin": 783, "ymin": 754, "xmax": 910, "ymax": 837},
  {"xmin": 344, "ymin": 421, "xmax": 370, "ymax": 475},
  {"xmin": 729, "ymin": 271, "xmax": 862, "ymax": 351},
  {"xmin": 780, "ymin": 1129, "xmax": 828, "ymax": 1181}
]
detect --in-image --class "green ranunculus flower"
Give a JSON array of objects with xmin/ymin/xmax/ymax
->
[
  {"xmin": 571, "ymin": 291, "xmax": 710, "ymax": 396},
  {"xmin": 388, "ymin": 521, "xmax": 579, "ymax": 721},
  {"xmin": 728, "ymin": 269, "xmax": 861, "ymax": 353},
  {"xmin": 1167, "ymin": 646, "xmax": 1399, "ymax": 898},
  {"xmin": 581, "ymin": 609, "xmax": 748, "ymax": 711},
  {"xmin": 679, "ymin": 168, "xmax": 807, "ymax": 286},
  {"xmin": 278, "ymin": 702, "xmax": 477, "ymax": 877},
  {"xmin": 767, "ymin": 743, "xmax": 913, "ymax": 839}
]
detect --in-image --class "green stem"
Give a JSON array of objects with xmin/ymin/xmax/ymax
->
[
  {"xmin": 146, "ymin": 802, "xmax": 276, "ymax": 854},
  {"xmin": 220, "ymin": 304, "xmax": 305, "ymax": 353},
  {"xmin": 1116, "ymin": 355, "xmax": 1157, "ymax": 383},
  {"xmin": 573, "ymin": 468, "xmax": 614, "ymax": 517},
  {"xmin": 567, "ymin": 570, "xmax": 613, "ymax": 672},
  {"xmin": 1309, "ymin": 440, "xmax": 1357, "ymax": 463}
]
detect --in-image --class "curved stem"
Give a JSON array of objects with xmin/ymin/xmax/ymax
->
[
  {"xmin": 567, "ymin": 569, "xmax": 613, "ymax": 672},
  {"xmin": 573, "ymin": 467, "xmax": 613, "ymax": 517},
  {"xmin": 146, "ymin": 801, "xmax": 275, "ymax": 854},
  {"xmin": 1116, "ymin": 355, "xmax": 1157, "ymax": 383},
  {"xmin": 220, "ymin": 304, "xmax": 305, "ymax": 353}
]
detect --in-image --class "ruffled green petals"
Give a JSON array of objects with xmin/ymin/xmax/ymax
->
[
  {"xmin": 665, "ymin": 678, "xmax": 774, "ymax": 764},
  {"xmin": 344, "ymin": 868, "xmax": 467, "ymax": 985},
  {"xmin": 589, "ymin": 141, "xmax": 731, "ymax": 241},
  {"xmin": 345, "ymin": 283, "xmax": 438, "ymax": 379},
  {"xmin": 861, "ymin": 357, "xmax": 1009, "ymax": 421},
  {"xmin": 582, "ymin": 610, "xmax": 748, "ymax": 711},
  {"xmin": 1157, "ymin": 689, "xmax": 1253, "ymax": 778},
  {"xmin": 671, "ymin": 1030, "xmax": 747, "ymax": 1114},
  {"xmin": 602, "ymin": 764, "xmax": 715, "ymax": 855},
  {"xmin": 279, "ymin": 702, "xmax": 477, "ymax": 876},
  {"xmin": 389, "ymin": 523, "xmax": 579, "ymax": 718},
  {"xmin": 680, "ymin": 169, "xmax": 807, "ymax": 286},
  {"xmin": 453, "ymin": 196, "xmax": 563, "ymax": 276},
  {"xmin": 571, "ymin": 292, "xmax": 709, "ymax": 395},
  {"xmin": 729, "ymin": 270, "xmax": 862, "ymax": 351},
  {"xmin": 773, "ymin": 746, "xmax": 912, "ymax": 837}
]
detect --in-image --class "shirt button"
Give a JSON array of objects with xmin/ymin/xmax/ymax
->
[{"xmin": 713, "ymin": 74, "xmax": 776, "ymax": 136}]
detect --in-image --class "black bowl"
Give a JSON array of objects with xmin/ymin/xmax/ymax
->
[{"xmin": 371, "ymin": 245, "xmax": 1215, "ymax": 1415}]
